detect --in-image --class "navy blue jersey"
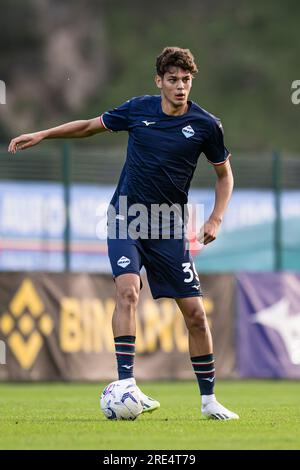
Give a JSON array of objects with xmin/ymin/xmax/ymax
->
[{"xmin": 101, "ymin": 95, "xmax": 230, "ymax": 211}]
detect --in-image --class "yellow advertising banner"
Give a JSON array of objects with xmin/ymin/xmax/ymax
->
[{"xmin": 0, "ymin": 273, "xmax": 236, "ymax": 380}]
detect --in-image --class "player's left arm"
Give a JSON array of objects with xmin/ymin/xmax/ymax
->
[{"xmin": 199, "ymin": 159, "xmax": 234, "ymax": 245}]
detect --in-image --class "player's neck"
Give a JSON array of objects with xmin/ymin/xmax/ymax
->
[{"xmin": 161, "ymin": 97, "xmax": 189, "ymax": 116}]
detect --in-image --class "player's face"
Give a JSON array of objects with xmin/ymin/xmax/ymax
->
[{"xmin": 156, "ymin": 67, "xmax": 193, "ymax": 110}]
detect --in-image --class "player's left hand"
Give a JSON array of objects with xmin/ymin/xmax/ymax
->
[{"xmin": 197, "ymin": 217, "xmax": 221, "ymax": 245}]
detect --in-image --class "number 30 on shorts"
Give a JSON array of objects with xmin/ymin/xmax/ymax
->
[{"xmin": 182, "ymin": 262, "xmax": 200, "ymax": 283}]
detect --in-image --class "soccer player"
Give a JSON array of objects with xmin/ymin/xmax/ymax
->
[{"xmin": 8, "ymin": 47, "xmax": 239, "ymax": 420}]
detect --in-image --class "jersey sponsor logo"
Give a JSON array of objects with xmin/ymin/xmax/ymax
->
[
  {"xmin": 182, "ymin": 125, "xmax": 195, "ymax": 138},
  {"xmin": 117, "ymin": 256, "xmax": 131, "ymax": 268},
  {"xmin": 142, "ymin": 120, "xmax": 156, "ymax": 126}
]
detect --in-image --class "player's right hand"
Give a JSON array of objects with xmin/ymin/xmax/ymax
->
[{"xmin": 8, "ymin": 132, "xmax": 44, "ymax": 154}]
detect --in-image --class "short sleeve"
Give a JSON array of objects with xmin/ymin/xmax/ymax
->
[
  {"xmin": 100, "ymin": 99, "xmax": 132, "ymax": 132},
  {"xmin": 202, "ymin": 119, "xmax": 231, "ymax": 165}
]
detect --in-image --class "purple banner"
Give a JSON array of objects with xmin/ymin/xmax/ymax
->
[{"xmin": 237, "ymin": 272, "xmax": 300, "ymax": 378}]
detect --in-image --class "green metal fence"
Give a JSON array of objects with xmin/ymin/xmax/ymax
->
[{"xmin": 0, "ymin": 143, "xmax": 299, "ymax": 271}]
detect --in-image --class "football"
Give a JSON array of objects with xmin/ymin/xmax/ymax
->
[{"xmin": 100, "ymin": 380, "xmax": 143, "ymax": 420}]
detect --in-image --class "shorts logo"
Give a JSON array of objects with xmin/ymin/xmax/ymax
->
[
  {"xmin": 182, "ymin": 125, "xmax": 195, "ymax": 138},
  {"xmin": 117, "ymin": 256, "xmax": 131, "ymax": 268}
]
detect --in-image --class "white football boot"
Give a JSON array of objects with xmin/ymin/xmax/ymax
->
[
  {"xmin": 202, "ymin": 399, "xmax": 239, "ymax": 421},
  {"xmin": 126, "ymin": 378, "xmax": 160, "ymax": 414}
]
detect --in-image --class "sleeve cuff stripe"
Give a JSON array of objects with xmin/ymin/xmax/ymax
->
[
  {"xmin": 100, "ymin": 114, "xmax": 113, "ymax": 132},
  {"xmin": 207, "ymin": 153, "xmax": 231, "ymax": 166}
]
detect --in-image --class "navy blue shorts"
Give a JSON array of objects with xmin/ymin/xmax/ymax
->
[{"xmin": 107, "ymin": 237, "xmax": 202, "ymax": 300}]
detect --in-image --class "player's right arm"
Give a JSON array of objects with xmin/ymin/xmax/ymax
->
[{"xmin": 8, "ymin": 117, "xmax": 106, "ymax": 154}]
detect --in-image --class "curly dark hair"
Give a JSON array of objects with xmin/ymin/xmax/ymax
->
[{"xmin": 156, "ymin": 47, "xmax": 198, "ymax": 77}]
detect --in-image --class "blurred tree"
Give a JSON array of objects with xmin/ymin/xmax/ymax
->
[{"xmin": 1, "ymin": 0, "xmax": 299, "ymax": 152}]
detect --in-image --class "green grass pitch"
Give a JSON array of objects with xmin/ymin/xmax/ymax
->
[{"xmin": 0, "ymin": 380, "xmax": 299, "ymax": 450}]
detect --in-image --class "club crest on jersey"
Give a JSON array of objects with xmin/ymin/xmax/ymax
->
[
  {"xmin": 117, "ymin": 256, "xmax": 131, "ymax": 268},
  {"xmin": 182, "ymin": 125, "xmax": 195, "ymax": 138}
]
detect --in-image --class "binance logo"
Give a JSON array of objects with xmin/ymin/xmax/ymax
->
[{"xmin": 0, "ymin": 279, "xmax": 54, "ymax": 369}]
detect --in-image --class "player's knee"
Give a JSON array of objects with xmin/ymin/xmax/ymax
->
[
  {"xmin": 116, "ymin": 285, "xmax": 139, "ymax": 310},
  {"xmin": 185, "ymin": 307, "xmax": 208, "ymax": 333}
]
